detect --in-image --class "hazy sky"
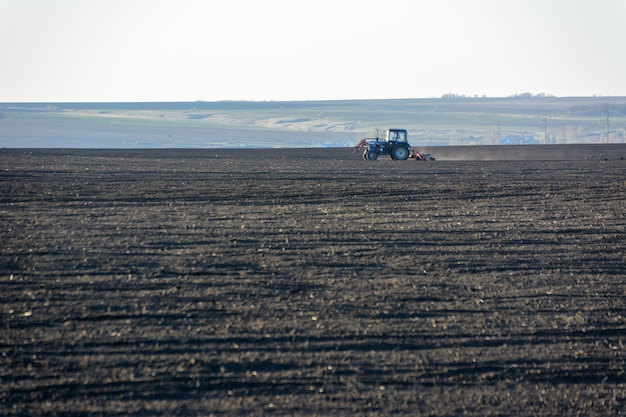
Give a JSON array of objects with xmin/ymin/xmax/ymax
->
[{"xmin": 1, "ymin": 0, "xmax": 625, "ymax": 102}]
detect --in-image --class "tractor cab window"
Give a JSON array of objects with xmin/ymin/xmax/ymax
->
[{"xmin": 397, "ymin": 130, "xmax": 407, "ymax": 142}]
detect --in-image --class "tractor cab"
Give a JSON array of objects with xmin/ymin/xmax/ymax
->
[{"xmin": 386, "ymin": 129, "xmax": 408, "ymax": 144}]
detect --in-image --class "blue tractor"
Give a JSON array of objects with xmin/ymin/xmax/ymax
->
[{"xmin": 356, "ymin": 128, "xmax": 411, "ymax": 161}]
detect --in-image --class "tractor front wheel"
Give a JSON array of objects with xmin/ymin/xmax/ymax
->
[
  {"xmin": 391, "ymin": 145, "xmax": 409, "ymax": 160},
  {"xmin": 364, "ymin": 150, "xmax": 378, "ymax": 160}
]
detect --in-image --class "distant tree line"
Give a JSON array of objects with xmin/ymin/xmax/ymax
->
[
  {"xmin": 509, "ymin": 92, "xmax": 555, "ymax": 98},
  {"xmin": 441, "ymin": 92, "xmax": 555, "ymax": 99}
]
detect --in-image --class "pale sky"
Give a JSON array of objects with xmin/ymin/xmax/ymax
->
[{"xmin": 1, "ymin": 0, "xmax": 625, "ymax": 102}]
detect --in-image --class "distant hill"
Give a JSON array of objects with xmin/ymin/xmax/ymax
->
[{"xmin": 2, "ymin": 97, "xmax": 625, "ymax": 148}]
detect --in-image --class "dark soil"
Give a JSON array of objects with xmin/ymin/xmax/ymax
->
[{"xmin": 1, "ymin": 147, "xmax": 625, "ymax": 416}]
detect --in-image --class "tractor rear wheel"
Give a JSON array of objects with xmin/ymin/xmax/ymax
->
[{"xmin": 391, "ymin": 145, "xmax": 409, "ymax": 160}]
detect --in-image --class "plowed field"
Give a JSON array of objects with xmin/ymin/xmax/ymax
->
[{"xmin": 2, "ymin": 146, "xmax": 625, "ymax": 416}]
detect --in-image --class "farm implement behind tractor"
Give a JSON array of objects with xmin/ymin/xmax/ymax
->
[{"xmin": 352, "ymin": 128, "xmax": 435, "ymax": 161}]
